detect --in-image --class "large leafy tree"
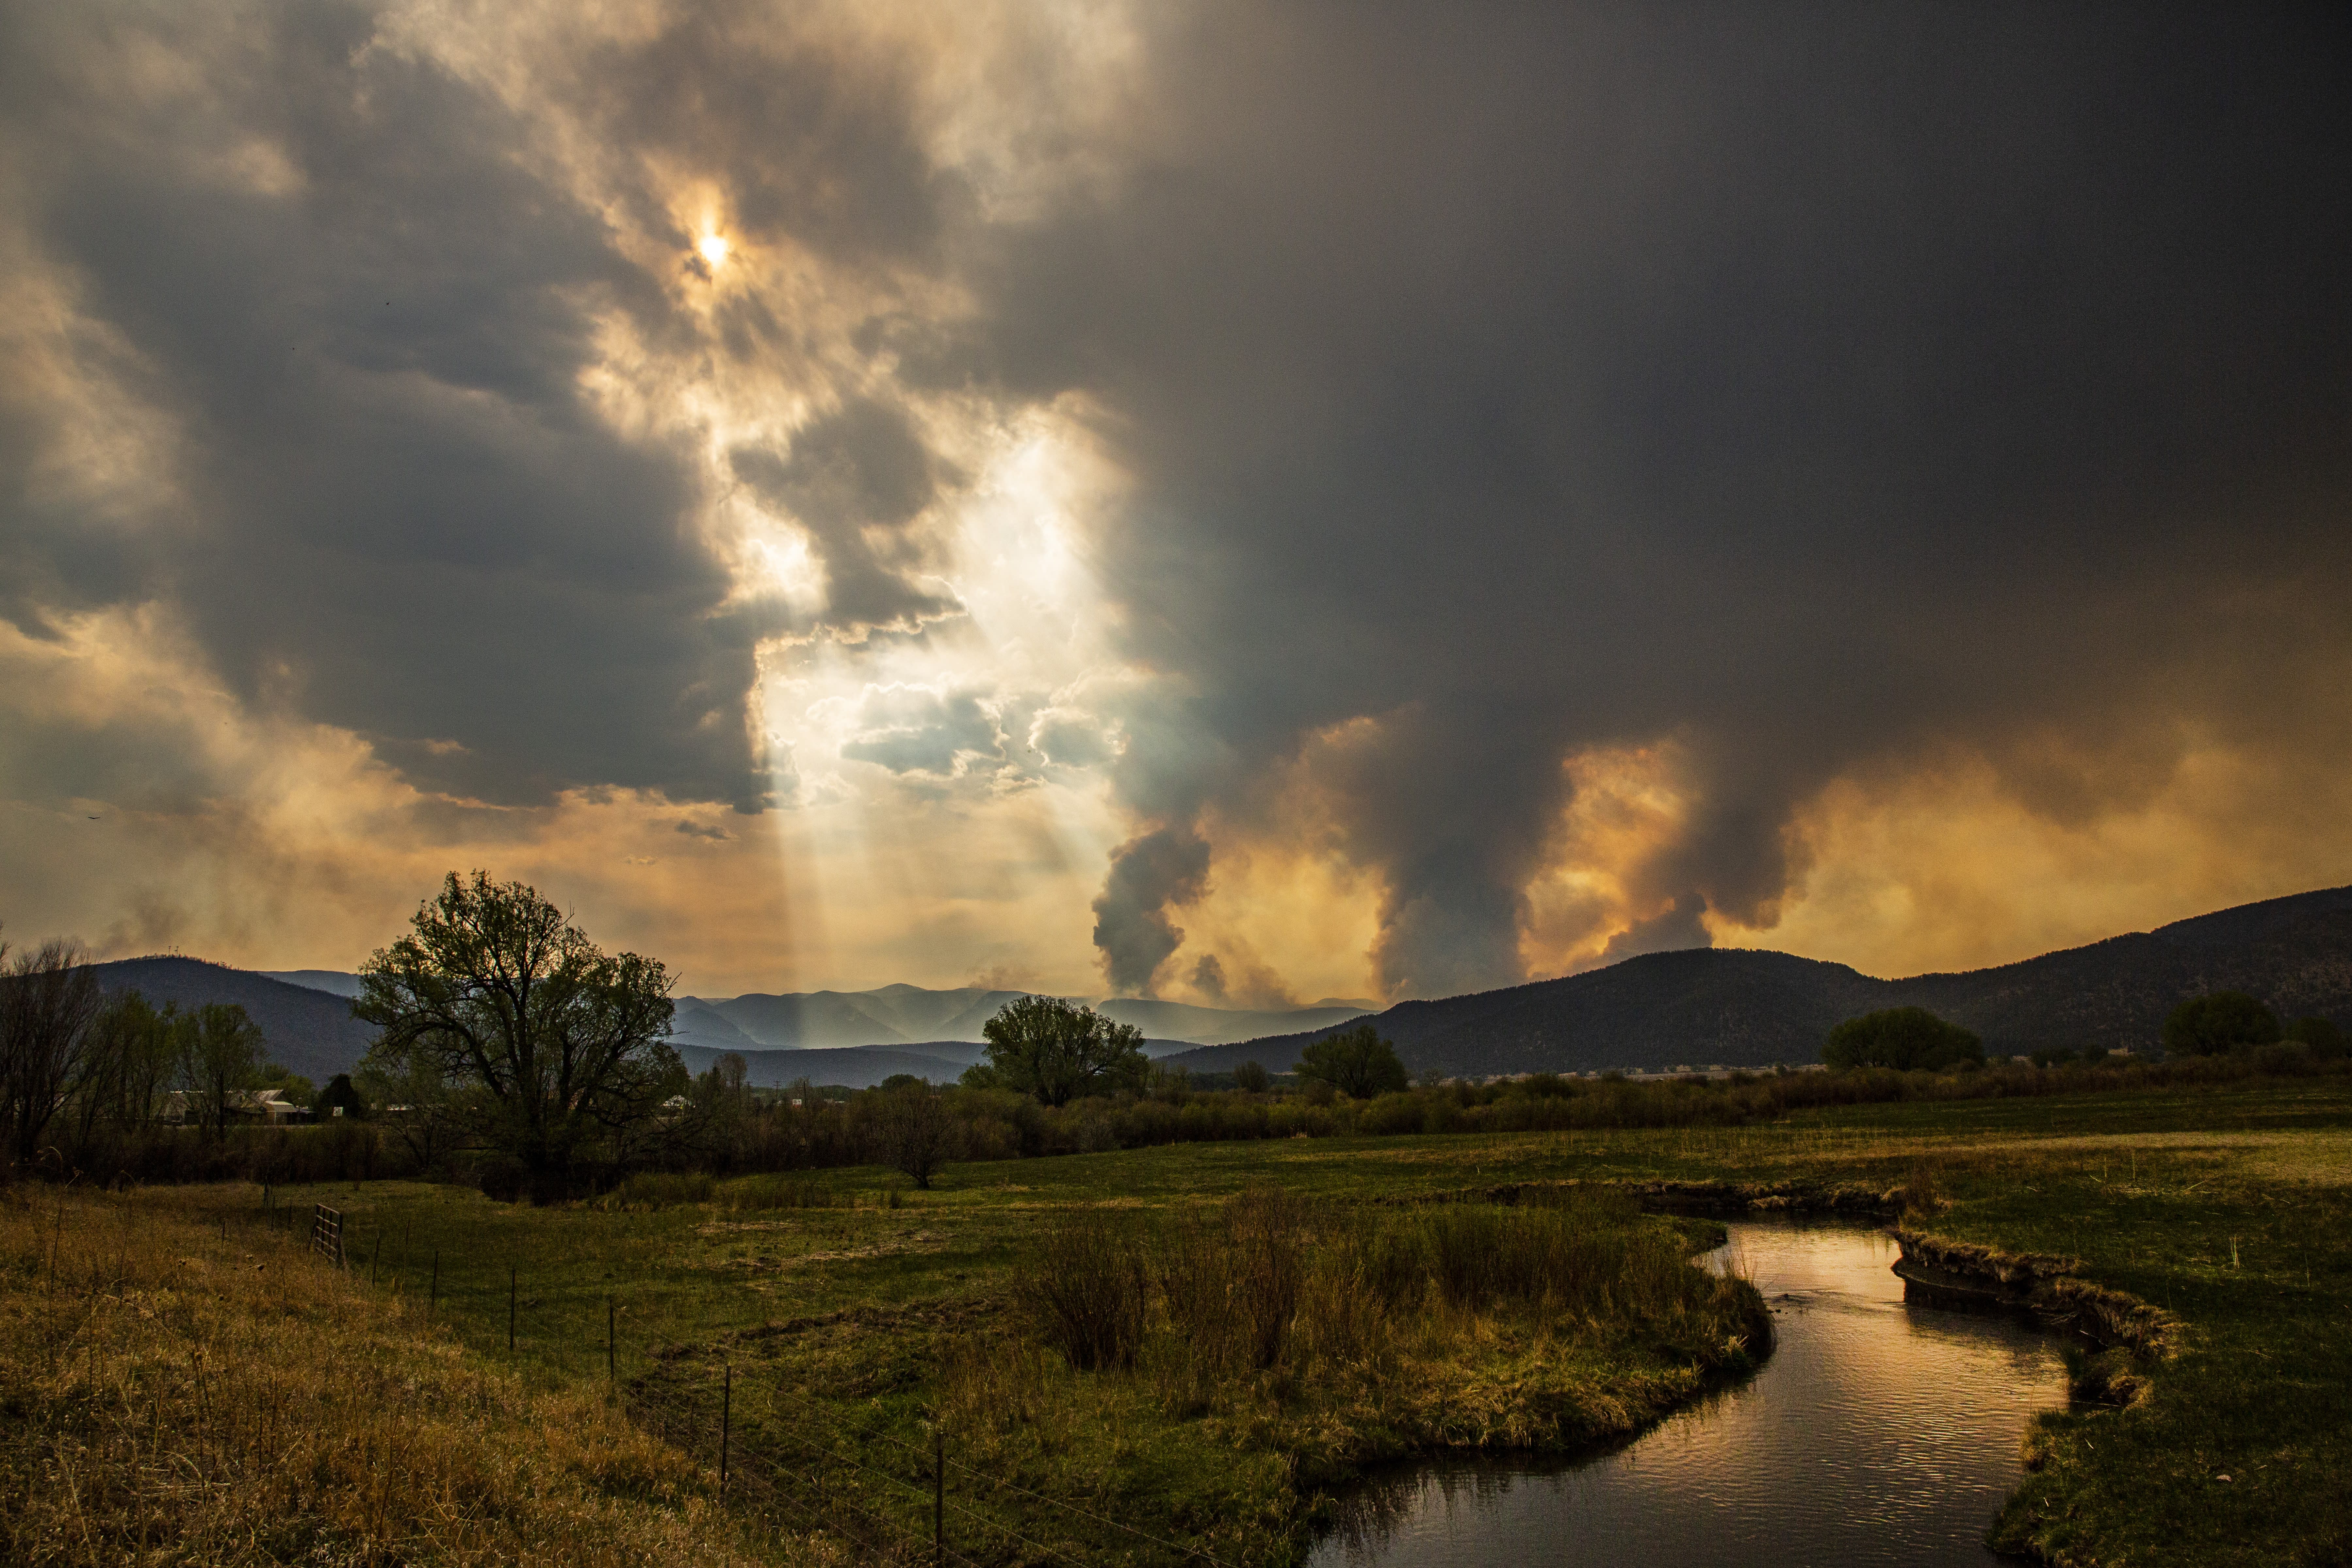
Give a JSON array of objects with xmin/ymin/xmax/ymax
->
[
  {"xmin": 1296, "ymin": 1023, "xmax": 1411, "ymax": 1099},
  {"xmin": 2162, "ymin": 992, "xmax": 2281, "ymax": 1057},
  {"xmin": 972, "ymin": 996, "xmax": 1147, "ymax": 1107},
  {"xmin": 1822, "ymin": 1007, "xmax": 1984, "ymax": 1071},
  {"xmin": 355, "ymin": 872, "xmax": 680, "ymax": 1182}
]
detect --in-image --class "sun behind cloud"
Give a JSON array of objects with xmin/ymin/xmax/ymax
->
[{"xmin": 697, "ymin": 234, "xmax": 730, "ymax": 266}]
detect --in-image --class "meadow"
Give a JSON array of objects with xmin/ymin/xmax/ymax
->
[{"xmin": 5, "ymin": 1074, "xmax": 2348, "ymax": 1565}]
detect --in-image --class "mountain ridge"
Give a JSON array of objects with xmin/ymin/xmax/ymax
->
[
  {"xmin": 88, "ymin": 884, "xmax": 2352, "ymax": 1088},
  {"xmin": 1162, "ymin": 885, "xmax": 2352, "ymax": 1079},
  {"xmin": 89, "ymin": 958, "xmax": 378, "ymax": 1086}
]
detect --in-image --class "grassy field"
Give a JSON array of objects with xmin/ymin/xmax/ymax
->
[
  {"xmin": 7, "ymin": 1074, "xmax": 2349, "ymax": 1565},
  {"xmin": 0, "ymin": 1182, "xmax": 831, "ymax": 1568}
]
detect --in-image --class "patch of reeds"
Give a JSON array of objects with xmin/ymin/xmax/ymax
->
[
  {"xmin": 1018, "ymin": 1187, "xmax": 1766, "ymax": 1405},
  {"xmin": 1015, "ymin": 1210, "xmax": 1148, "ymax": 1371},
  {"xmin": 598, "ymin": 1169, "xmax": 717, "ymax": 1210},
  {"xmin": 1156, "ymin": 1185, "xmax": 1311, "ymax": 1375},
  {"xmin": 1901, "ymin": 1161, "xmax": 1946, "ymax": 1220},
  {"xmin": 716, "ymin": 1172, "xmax": 836, "ymax": 1211}
]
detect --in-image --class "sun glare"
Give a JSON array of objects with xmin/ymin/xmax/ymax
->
[{"xmin": 697, "ymin": 234, "xmax": 730, "ymax": 266}]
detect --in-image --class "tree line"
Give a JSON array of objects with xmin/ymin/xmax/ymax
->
[
  {"xmin": 1819, "ymin": 994, "xmax": 2346, "ymax": 1071},
  {"xmin": 11, "ymin": 873, "xmax": 2343, "ymax": 1195},
  {"xmin": 338, "ymin": 873, "xmax": 1426, "ymax": 1198},
  {"xmin": 0, "ymin": 927, "xmax": 313, "ymax": 1177}
]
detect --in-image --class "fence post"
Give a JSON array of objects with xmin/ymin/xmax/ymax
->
[{"xmin": 719, "ymin": 1363, "xmax": 732, "ymax": 1493}]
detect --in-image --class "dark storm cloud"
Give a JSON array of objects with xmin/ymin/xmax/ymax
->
[
  {"xmin": 960, "ymin": 3, "xmax": 2352, "ymax": 995},
  {"xmin": 0, "ymin": 1, "xmax": 987, "ymax": 819},
  {"xmin": 8, "ymin": 1, "xmax": 2349, "ymax": 998},
  {"xmin": 729, "ymin": 397, "xmax": 959, "ymax": 636},
  {"xmin": 567, "ymin": 0, "xmax": 958, "ymax": 269},
  {"xmin": 0, "ymin": 1, "xmax": 788, "ymax": 808}
]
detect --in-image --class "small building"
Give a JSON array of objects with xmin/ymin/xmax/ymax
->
[
  {"xmin": 232, "ymin": 1088, "xmax": 310, "ymax": 1124},
  {"xmin": 160, "ymin": 1088, "xmax": 311, "ymax": 1124}
]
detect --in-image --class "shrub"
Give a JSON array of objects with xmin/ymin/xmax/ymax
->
[
  {"xmin": 477, "ymin": 1154, "xmax": 529, "ymax": 1203},
  {"xmin": 1232, "ymin": 1061, "xmax": 1271, "ymax": 1093},
  {"xmin": 2288, "ymin": 1017, "xmax": 2348, "ymax": 1060},
  {"xmin": 719, "ymin": 1172, "xmax": 833, "ymax": 1210},
  {"xmin": 601, "ymin": 1170, "xmax": 713, "ymax": 1209},
  {"xmin": 1157, "ymin": 1221, "xmax": 1239, "ymax": 1373},
  {"xmin": 862, "ymin": 1082, "xmax": 956, "ymax": 1189},
  {"xmin": 2163, "ymin": 992, "xmax": 2282, "ymax": 1057},
  {"xmin": 1152, "ymin": 1187, "xmax": 1311, "ymax": 1373},
  {"xmin": 2253, "ymin": 1041, "xmax": 2317, "ymax": 1077},
  {"xmin": 1018, "ymin": 1212, "xmax": 1147, "ymax": 1371},
  {"xmin": 1224, "ymin": 1187, "xmax": 1310, "ymax": 1368},
  {"xmin": 1358, "ymin": 1092, "xmax": 1425, "ymax": 1137}
]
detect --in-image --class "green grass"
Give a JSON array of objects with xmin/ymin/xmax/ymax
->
[
  {"xmin": 251, "ymin": 1164, "xmax": 1761, "ymax": 1564},
  {"xmin": 199, "ymin": 1076, "xmax": 2352, "ymax": 1564}
]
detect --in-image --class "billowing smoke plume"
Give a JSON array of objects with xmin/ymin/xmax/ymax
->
[
  {"xmin": 1090, "ymin": 825, "xmax": 1210, "ymax": 996},
  {"xmin": 1008, "ymin": 6, "xmax": 2352, "ymax": 996}
]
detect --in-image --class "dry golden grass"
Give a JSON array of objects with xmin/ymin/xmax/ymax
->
[{"xmin": 0, "ymin": 1184, "xmax": 835, "ymax": 1567}]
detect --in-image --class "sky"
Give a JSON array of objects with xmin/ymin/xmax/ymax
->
[{"xmin": 3, "ymin": 1, "xmax": 2349, "ymax": 1004}]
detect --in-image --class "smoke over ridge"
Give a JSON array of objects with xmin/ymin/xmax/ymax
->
[{"xmin": 0, "ymin": 2, "xmax": 2347, "ymax": 999}]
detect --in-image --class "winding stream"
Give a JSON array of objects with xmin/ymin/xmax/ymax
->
[{"xmin": 1308, "ymin": 1222, "xmax": 2070, "ymax": 1567}]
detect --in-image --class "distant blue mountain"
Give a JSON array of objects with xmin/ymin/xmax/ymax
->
[
  {"xmin": 260, "ymin": 969, "xmax": 365, "ymax": 998},
  {"xmin": 684, "ymin": 986, "xmax": 1365, "ymax": 1051}
]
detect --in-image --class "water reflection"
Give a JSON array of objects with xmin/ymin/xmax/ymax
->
[{"xmin": 1310, "ymin": 1223, "xmax": 2069, "ymax": 1568}]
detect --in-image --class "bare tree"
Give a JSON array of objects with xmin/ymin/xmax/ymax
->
[
  {"xmin": 0, "ymin": 937, "xmax": 105, "ymax": 1168},
  {"xmin": 69, "ymin": 991, "xmax": 179, "ymax": 1147},
  {"xmin": 178, "ymin": 1003, "xmax": 265, "ymax": 1139},
  {"xmin": 865, "ymin": 1080, "xmax": 957, "ymax": 1189}
]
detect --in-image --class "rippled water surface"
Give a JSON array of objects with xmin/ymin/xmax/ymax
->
[{"xmin": 1308, "ymin": 1223, "xmax": 2069, "ymax": 1568}]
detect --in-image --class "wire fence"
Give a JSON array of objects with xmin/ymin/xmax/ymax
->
[{"xmin": 255, "ymin": 1184, "xmax": 1245, "ymax": 1568}]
